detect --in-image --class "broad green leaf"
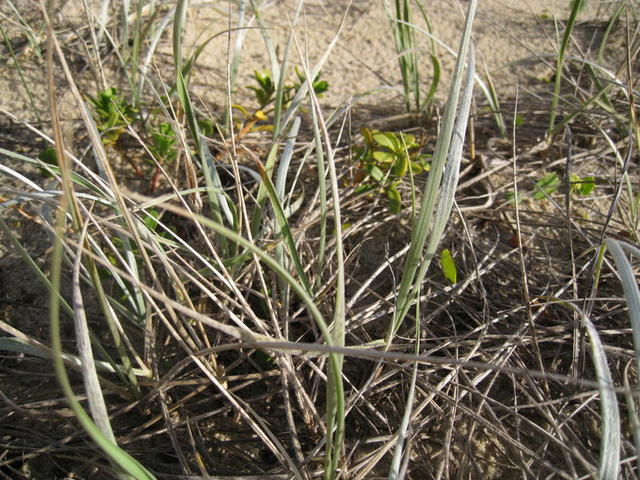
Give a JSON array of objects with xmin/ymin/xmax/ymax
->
[
  {"xmin": 391, "ymin": 153, "xmax": 409, "ymax": 177},
  {"xmin": 409, "ymin": 161, "xmax": 423, "ymax": 174},
  {"xmin": 386, "ymin": 185, "xmax": 402, "ymax": 213},
  {"xmin": 373, "ymin": 131, "xmax": 399, "ymax": 151},
  {"xmin": 367, "ymin": 164, "xmax": 384, "ymax": 182},
  {"xmin": 399, "ymin": 132, "xmax": 417, "ymax": 148},
  {"xmin": 440, "ymin": 248, "xmax": 457, "ymax": 284},
  {"xmin": 373, "ymin": 150, "xmax": 396, "ymax": 164},
  {"xmin": 572, "ymin": 175, "xmax": 596, "ymax": 195}
]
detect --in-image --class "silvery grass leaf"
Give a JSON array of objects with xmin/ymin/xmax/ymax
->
[{"xmin": 390, "ymin": 0, "xmax": 477, "ymax": 337}]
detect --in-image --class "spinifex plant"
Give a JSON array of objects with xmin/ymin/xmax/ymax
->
[{"xmin": 353, "ymin": 128, "xmax": 430, "ymax": 212}]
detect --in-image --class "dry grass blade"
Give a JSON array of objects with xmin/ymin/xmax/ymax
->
[
  {"xmin": 71, "ymin": 222, "xmax": 116, "ymax": 444},
  {"xmin": 560, "ymin": 301, "xmax": 621, "ymax": 479}
]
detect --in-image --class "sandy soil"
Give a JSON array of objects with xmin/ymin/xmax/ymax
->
[
  {"xmin": 173, "ymin": 0, "xmax": 623, "ymax": 120},
  {"xmin": 0, "ymin": 0, "xmax": 622, "ymax": 125}
]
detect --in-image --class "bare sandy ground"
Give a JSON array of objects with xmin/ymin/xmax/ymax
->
[
  {"xmin": 177, "ymin": 0, "xmax": 622, "ymax": 114},
  {"xmin": 0, "ymin": 0, "xmax": 624, "ymax": 125}
]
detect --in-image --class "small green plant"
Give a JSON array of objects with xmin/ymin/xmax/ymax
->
[
  {"xmin": 37, "ymin": 146, "xmax": 58, "ymax": 177},
  {"xmin": 292, "ymin": 67, "xmax": 329, "ymax": 98},
  {"xmin": 248, "ymin": 70, "xmax": 276, "ymax": 109},
  {"xmin": 532, "ymin": 172, "xmax": 561, "ymax": 200},
  {"xmin": 508, "ymin": 172, "xmax": 596, "ymax": 203},
  {"xmin": 248, "ymin": 69, "xmax": 329, "ymax": 112},
  {"xmin": 149, "ymin": 122, "xmax": 177, "ymax": 165},
  {"xmin": 89, "ymin": 87, "xmax": 138, "ymax": 146},
  {"xmin": 570, "ymin": 174, "xmax": 596, "ymax": 196},
  {"xmin": 231, "ymin": 69, "xmax": 329, "ymax": 137},
  {"xmin": 353, "ymin": 128, "xmax": 430, "ymax": 213},
  {"xmin": 148, "ymin": 122, "xmax": 177, "ymax": 193}
]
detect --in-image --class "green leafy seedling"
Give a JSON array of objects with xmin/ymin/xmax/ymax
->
[
  {"xmin": 293, "ymin": 67, "xmax": 329, "ymax": 97},
  {"xmin": 508, "ymin": 172, "xmax": 560, "ymax": 203},
  {"xmin": 354, "ymin": 128, "xmax": 430, "ymax": 212},
  {"xmin": 89, "ymin": 87, "xmax": 138, "ymax": 146},
  {"xmin": 533, "ymin": 172, "xmax": 560, "ymax": 200},
  {"xmin": 440, "ymin": 248, "xmax": 457, "ymax": 284},
  {"xmin": 148, "ymin": 122, "xmax": 178, "ymax": 193},
  {"xmin": 248, "ymin": 71, "xmax": 276, "ymax": 110},
  {"xmin": 508, "ymin": 171, "xmax": 594, "ymax": 204},
  {"xmin": 37, "ymin": 146, "xmax": 58, "ymax": 178},
  {"xmin": 248, "ymin": 69, "xmax": 329, "ymax": 113},
  {"xmin": 571, "ymin": 174, "xmax": 596, "ymax": 196},
  {"xmin": 149, "ymin": 122, "xmax": 177, "ymax": 165}
]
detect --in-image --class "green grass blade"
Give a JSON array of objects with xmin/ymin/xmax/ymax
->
[
  {"xmin": 256, "ymin": 156, "xmax": 312, "ymax": 294},
  {"xmin": 293, "ymin": 35, "xmax": 347, "ymax": 475},
  {"xmin": 597, "ymin": 1, "xmax": 624, "ymax": 64},
  {"xmin": 547, "ymin": 0, "xmax": 585, "ymax": 141},
  {"xmin": 310, "ymin": 102, "xmax": 328, "ymax": 289},
  {"xmin": 483, "ymin": 65, "xmax": 506, "ymax": 137},
  {"xmin": 46, "ymin": 90, "xmax": 156, "ymax": 480}
]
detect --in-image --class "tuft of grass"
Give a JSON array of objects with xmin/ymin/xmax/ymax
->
[{"xmin": 384, "ymin": 0, "xmax": 440, "ymax": 114}]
